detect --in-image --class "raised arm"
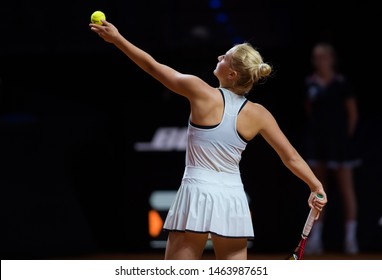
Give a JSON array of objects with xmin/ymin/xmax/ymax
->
[{"xmin": 89, "ymin": 20, "xmax": 213, "ymax": 100}]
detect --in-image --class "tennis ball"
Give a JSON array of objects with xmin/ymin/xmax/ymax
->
[{"xmin": 91, "ymin": 11, "xmax": 106, "ymax": 25}]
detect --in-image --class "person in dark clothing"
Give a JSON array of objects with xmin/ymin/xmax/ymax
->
[{"xmin": 302, "ymin": 42, "xmax": 360, "ymax": 254}]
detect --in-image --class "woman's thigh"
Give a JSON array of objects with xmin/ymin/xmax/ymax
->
[{"xmin": 164, "ymin": 231, "xmax": 209, "ymax": 260}]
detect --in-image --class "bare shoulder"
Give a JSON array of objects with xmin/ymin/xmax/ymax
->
[
  {"xmin": 242, "ymin": 100, "xmax": 277, "ymax": 128},
  {"xmin": 237, "ymin": 101, "xmax": 275, "ymax": 140},
  {"xmin": 242, "ymin": 101, "xmax": 272, "ymax": 119},
  {"xmin": 176, "ymin": 74, "xmax": 218, "ymax": 100}
]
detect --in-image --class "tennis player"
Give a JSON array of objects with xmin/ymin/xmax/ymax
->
[{"xmin": 90, "ymin": 20, "xmax": 327, "ymax": 260}]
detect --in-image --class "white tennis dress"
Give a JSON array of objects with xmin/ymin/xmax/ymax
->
[{"xmin": 163, "ymin": 88, "xmax": 254, "ymax": 238}]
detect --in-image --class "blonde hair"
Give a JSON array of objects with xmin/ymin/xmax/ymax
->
[{"xmin": 230, "ymin": 42, "xmax": 272, "ymax": 94}]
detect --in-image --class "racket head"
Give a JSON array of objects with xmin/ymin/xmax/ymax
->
[
  {"xmin": 286, "ymin": 253, "xmax": 298, "ymax": 260},
  {"xmin": 286, "ymin": 236, "xmax": 308, "ymax": 260}
]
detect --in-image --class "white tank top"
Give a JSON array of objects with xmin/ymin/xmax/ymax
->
[{"xmin": 185, "ymin": 88, "xmax": 248, "ymax": 173}]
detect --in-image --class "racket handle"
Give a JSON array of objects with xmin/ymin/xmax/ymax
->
[{"xmin": 302, "ymin": 194, "xmax": 324, "ymax": 238}]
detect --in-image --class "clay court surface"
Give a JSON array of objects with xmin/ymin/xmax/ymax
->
[{"xmin": 72, "ymin": 252, "xmax": 382, "ymax": 260}]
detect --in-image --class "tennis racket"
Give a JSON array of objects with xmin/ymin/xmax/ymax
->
[{"xmin": 286, "ymin": 193, "xmax": 324, "ymax": 260}]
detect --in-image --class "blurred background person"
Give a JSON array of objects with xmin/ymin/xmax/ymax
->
[{"xmin": 302, "ymin": 42, "xmax": 361, "ymax": 255}]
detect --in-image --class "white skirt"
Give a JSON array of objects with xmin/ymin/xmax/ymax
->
[{"xmin": 163, "ymin": 166, "xmax": 254, "ymax": 238}]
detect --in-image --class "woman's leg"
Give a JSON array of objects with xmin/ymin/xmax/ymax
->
[
  {"xmin": 335, "ymin": 166, "xmax": 357, "ymax": 221},
  {"xmin": 335, "ymin": 166, "xmax": 358, "ymax": 254},
  {"xmin": 164, "ymin": 231, "xmax": 208, "ymax": 260},
  {"xmin": 211, "ymin": 235, "xmax": 248, "ymax": 260}
]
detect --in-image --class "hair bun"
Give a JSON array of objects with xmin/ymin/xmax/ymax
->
[{"xmin": 258, "ymin": 63, "xmax": 272, "ymax": 78}]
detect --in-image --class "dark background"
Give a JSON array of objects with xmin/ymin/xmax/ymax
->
[{"xmin": 1, "ymin": 0, "xmax": 381, "ymax": 259}]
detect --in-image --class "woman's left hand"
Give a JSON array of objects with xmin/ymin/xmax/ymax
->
[{"xmin": 89, "ymin": 20, "xmax": 121, "ymax": 44}]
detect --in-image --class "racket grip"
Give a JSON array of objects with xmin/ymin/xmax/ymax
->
[{"xmin": 302, "ymin": 194, "xmax": 324, "ymax": 238}]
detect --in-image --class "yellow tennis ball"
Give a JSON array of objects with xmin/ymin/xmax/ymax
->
[{"xmin": 91, "ymin": 11, "xmax": 106, "ymax": 25}]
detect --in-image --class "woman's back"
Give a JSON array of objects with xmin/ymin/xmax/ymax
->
[{"xmin": 186, "ymin": 88, "xmax": 248, "ymax": 173}]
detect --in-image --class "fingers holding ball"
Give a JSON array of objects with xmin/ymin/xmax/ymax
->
[{"xmin": 90, "ymin": 11, "xmax": 106, "ymax": 25}]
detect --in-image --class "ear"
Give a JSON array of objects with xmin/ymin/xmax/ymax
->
[{"xmin": 228, "ymin": 70, "xmax": 238, "ymax": 81}]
